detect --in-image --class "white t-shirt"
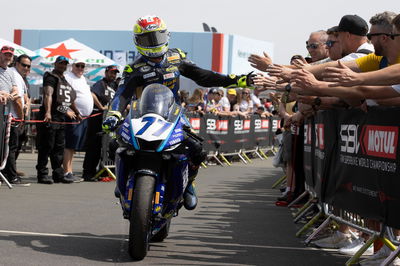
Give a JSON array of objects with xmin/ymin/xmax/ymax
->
[
  {"xmin": 340, "ymin": 42, "xmax": 375, "ymax": 61},
  {"xmin": 65, "ymin": 72, "xmax": 93, "ymax": 116},
  {"xmin": 251, "ymin": 93, "xmax": 261, "ymax": 107},
  {"xmin": 219, "ymin": 96, "xmax": 230, "ymax": 110},
  {"xmin": 239, "ymin": 99, "xmax": 253, "ymax": 112},
  {"xmin": 10, "ymin": 67, "xmax": 26, "ymax": 118}
]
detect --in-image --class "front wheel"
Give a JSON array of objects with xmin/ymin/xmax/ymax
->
[{"xmin": 128, "ymin": 175, "xmax": 155, "ymax": 260}]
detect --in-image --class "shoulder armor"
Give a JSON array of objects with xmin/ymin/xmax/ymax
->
[{"xmin": 123, "ymin": 64, "xmax": 133, "ymax": 73}]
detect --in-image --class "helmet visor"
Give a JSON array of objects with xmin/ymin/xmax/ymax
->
[{"xmin": 135, "ymin": 30, "xmax": 169, "ymax": 48}]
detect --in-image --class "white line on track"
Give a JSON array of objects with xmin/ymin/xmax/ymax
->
[{"xmin": 0, "ymin": 229, "xmax": 338, "ymax": 252}]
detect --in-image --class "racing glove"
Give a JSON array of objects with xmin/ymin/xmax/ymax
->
[
  {"xmin": 102, "ymin": 110, "xmax": 122, "ymax": 133},
  {"xmin": 229, "ymin": 71, "xmax": 256, "ymax": 88}
]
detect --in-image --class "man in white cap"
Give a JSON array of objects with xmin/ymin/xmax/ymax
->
[{"xmin": 63, "ymin": 58, "xmax": 94, "ymax": 182}]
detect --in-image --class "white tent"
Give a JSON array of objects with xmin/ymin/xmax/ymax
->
[
  {"xmin": 33, "ymin": 38, "xmax": 121, "ymax": 84},
  {"xmin": 35, "ymin": 38, "xmax": 116, "ymax": 66},
  {"xmin": 0, "ymin": 38, "xmax": 37, "ymax": 57}
]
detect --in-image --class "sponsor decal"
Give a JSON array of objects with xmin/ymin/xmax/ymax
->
[
  {"xmin": 190, "ymin": 118, "xmax": 200, "ymax": 131},
  {"xmin": 167, "ymin": 54, "xmax": 180, "ymax": 61},
  {"xmin": 340, "ymin": 182, "xmax": 396, "ymax": 202},
  {"xmin": 133, "ymin": 62, "xmax": 146, "ymax": 68},
  {"xmin": 143, "ymin": 72, "xmax": 156, "ymax": 79},
  {"xmin": 206, "ymin": 119, "xmax": 228, "ymax": 134},
  {"xmin": 362, "ymin": 125, "xmax": 398, "ymax": 159},
  {"xmin": 340, "ymin": 124, "xmax": 398, "ymax": 159},
  {"xmin": 166, "ymin": 66, "xmax": 178, "ymax": 72},
  {"xmin": 139, "ymin": 66, "xmax": 152, "ymax": 72},
  {"xmin": 234, "ymin": 120, "xmax": 250, "ymax": 134},
  {"xmin": 163, "ymin": 73, "xmax": 175, "ymax": 79}
]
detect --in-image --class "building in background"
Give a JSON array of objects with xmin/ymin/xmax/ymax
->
[{"xmin": 14, "ymin": 29, "xmax": 273, "ymax": 94}]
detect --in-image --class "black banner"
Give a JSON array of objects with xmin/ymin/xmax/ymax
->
[
  {"xmin": 186, "ymin": 113, "xmax": 276, "ymax": 153},
  {"xmin": 309, "ymin": 107, "xmax": 400, "ymax": 228}
]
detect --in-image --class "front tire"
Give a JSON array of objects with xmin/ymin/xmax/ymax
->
[{"xmin": 128, "ymin": 175, "xmax": 155, "ymax": 260}]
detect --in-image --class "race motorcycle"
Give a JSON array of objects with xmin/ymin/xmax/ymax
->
[{"xmin": 113, "ymin": 84, "xmax": 198, "ymax": 260}]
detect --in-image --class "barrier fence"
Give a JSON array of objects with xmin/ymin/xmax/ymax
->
[{"xmin": 295, "ymin": 107, "xmax": 400, "ymax": 265}]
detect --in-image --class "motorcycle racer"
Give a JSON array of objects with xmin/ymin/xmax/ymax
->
[{"xmin": 103, "ymin": 15, "xmax": 253, "ymax": 210}]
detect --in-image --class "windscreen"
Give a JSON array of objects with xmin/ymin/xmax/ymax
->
[{"xmin": 138, "ymin": 84, "xmax": 174, "ymax": 119}]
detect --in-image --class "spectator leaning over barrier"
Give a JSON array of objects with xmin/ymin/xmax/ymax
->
[
  {"xmin": 186, "ymin": 88, "xmax": 205, "ymax": 115},
  {"xmin": 0, "ymin": 46, "xmax": 26, "ymax": 186},
  {"xmin": 292, "ymin": 12, "xmax": 400, "ymax": 105},
  {"xmin": 36, "ymin": 56, "xmax": 81, "ymax": 184},
  {"xmin": 64, "ymin": 58, "xmax": 93, "ymax": 183},
  {"xmin": 206, "ymin": 88, "xmax": 222, "ymax": 113},
  {"xmin": 306, "ymin": 30, "xmax": 330, "ymax": 63},
  {"xmin": 82, "ymin": 65, "xmax": 119, "ymax": 182},
  {"xmin": 237, "ymin": 88, "xmax": 253, "ymax": 117}
]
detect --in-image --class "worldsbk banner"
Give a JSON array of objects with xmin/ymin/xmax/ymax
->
[
  {"xmin": 311, "ymin": 107, "xmax": 400, "ymax": 228},
  {"xmin": 186, "ymin": 113, "xmax": 275, "ymax": 153}
]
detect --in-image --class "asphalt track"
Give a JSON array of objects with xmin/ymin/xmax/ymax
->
[{"xmin": 0, "ymin": 153, "xmax": 348, "ymax": 265}]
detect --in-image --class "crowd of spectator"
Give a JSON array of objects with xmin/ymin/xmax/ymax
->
[
  {"xmin": 180, "ymin": 86, "xmax": 273, "ymax": 118},
  {"xmin": 0, "ymin": 49, "xmax": 120, "ymax": 186},
  {"xmin": 249, "ymin": 11, "xmax": 400, "ymax": 265}
]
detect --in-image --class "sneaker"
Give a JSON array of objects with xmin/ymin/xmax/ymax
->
[
  {"xmin": 9, "ymin": 177, "xmax": 31, "ymax": 187},
  {"xmin": 55, "ymin": 174, "xmax": 74, "ymax": 184},
  {"xmin": 312, "ymin": 231, "xmax": 352, "ymax": 249},
  {"xmin": 38, "ymin": 176, "xmax": 54, "ymax": 184},
  {"xmin": 338, "ymin": 238, "xmax": 373, "ymax": 256},
  {"xmin": 65, "ymin": 172, "xmax": 83, "ymax": 183},
  {"xmin": 183, "ymin": 181, "xmax": 197, "ymax": 210},
  {"xmin": 359, "ymin": 245, "xmax": 400, "ymax": 266},
  {"xmin": 16, "ymin": 170, "xmax": 25, "ymax": 176}
]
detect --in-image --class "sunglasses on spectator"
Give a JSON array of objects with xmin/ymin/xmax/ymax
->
[
  {"xmin": 325, "ymin": 40, "xmax": 337, "ymax": 48},
  {"xmin": 74, "ymin": 64, "xmax": 85, "ymax": 69},
  {"xmin": 19, "ymin": 62, "xmax": 31, "ymax": 69},
  {"xmin": 242, "ymin": 92, "xmax": 249, "ymax": 95},
  {"xmin": 306, "ymin": 43, "xmax": 320, "ymax": 49},
  {"xmin": 366, "ymin": 33, "xmax": 399, "ymax": 40}
]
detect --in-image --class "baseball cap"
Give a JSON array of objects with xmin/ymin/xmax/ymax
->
[
  {"xmin": 210, "ymin": 88, "xmax": 218, "ymax": 94},
  {"xmin": 72, "ymin": 58, "xmax": 86, "ymax": 64},
  {"xmin": 106, "ymin": 65, "xmax": 120, "ymax": 72},
  {"xmin": 227, "ymin": 89, "xmax": 237, "ymax": 96},
  {"xmin": 55, "ymin": 56, "xmax": 69, "ymax": 64},
  {"xmin": 336, "ymin": 15, "xmax": 368, "ymax": 36},
  {"xmin": 327, "ymin": 26, "xmax": 339, "ymax": 34},
  {"xmin": 1, "ymin": 46, "xmax": 15, "ymax": 55}
]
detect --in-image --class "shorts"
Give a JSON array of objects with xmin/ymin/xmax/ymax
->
[
  {"xmin": 65, "ymin": 118, "xmax": 88, "ymax": 151},
  {"xmin": 281, "ymin": 130, "xmax": 293, "ymax": 163}
]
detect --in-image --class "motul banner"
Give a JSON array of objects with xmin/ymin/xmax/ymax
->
[
  {"xmin": 311, "ymin": 107, "xmax": 400, "ymax": 228},
  {"xmin": 186, "ymin": 113, "xmax": 275, "ymax": 153}
]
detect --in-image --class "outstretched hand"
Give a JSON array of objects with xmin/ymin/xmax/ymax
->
[
  {"xmin": 322, "ymin": 60, "xmax": 361, "ymax": 86},
  {"xmin": 248, "ymin": 52, "xmax": 273, "ymax": 72}
]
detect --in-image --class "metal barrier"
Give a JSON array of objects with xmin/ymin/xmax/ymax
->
[{"xmin": 0, "ymin": 104, "xmax": 13, "ymax": 189}]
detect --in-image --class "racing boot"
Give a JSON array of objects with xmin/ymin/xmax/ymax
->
[{"xmin": 183, "ymin": 166, "xmax": 199, "ymax": 210}]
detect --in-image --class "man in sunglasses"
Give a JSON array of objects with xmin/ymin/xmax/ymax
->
[
  {"xmin": 63, "ymin": 58, "xmax": 93, "ymax": 183},
  {"xmin": 305, "ymin": 31, "xmax": 329, "ymax": 63},
  {"xmin": 0, "ymin": 46, "xmax": 27, "ymax": 186},
  {"xmin": 4, "ymin": 55, "xmax": 32, "ymax": 185}
]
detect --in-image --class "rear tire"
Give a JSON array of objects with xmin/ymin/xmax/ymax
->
[{"xmin": 128, "ymin": 175, "xmax": 155, "ymax": 260}]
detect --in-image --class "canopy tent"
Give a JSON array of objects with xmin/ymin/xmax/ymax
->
[
  {"xmin": 0, "ymin": 38, "xmax": 37, "ymax": 57},
  {"xmin": 32, "ymin": 38, "xmax": 121, "ymax": 84}
]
